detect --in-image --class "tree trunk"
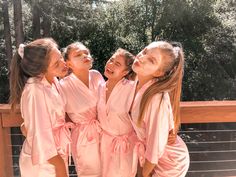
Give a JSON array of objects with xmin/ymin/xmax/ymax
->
[
  {"xmin": 42, "ymin": 14, "xmax": 51, "ymax": 37},
  {"xmin": 32, "ymin": 0, "xmax": 41, "ymax": 39},
  {"xmin": 42, "ymin": 1, "xmax": 51, "ymax": 37},
  {"xmin": 13, "ymin": 0, "xmax": 24, "ymax": 47},
  {"xmin": 2, "ymin": 0, "xmax": 13, "ymax": 69}
]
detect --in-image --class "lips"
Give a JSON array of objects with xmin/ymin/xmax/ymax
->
[
  {"xmin": 62, "ymin": 66, "xmax": 68, "ymax": 72},
  {"xmin": 83, "ymin": 58, "xmax": 91, "ymax": 63},
  {"xmin": 133, "ymin": 60, "xmax": 140, "ymax": 67},
  {"xmin": 105, "ymin": 67, "xmax": 114, "ymax": 74}
]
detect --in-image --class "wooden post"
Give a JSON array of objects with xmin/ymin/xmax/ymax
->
[
  {"xmin": 0, "ymin": 112, "xmax": 14, "ymax": 177},
  {"xmin": 0, "ymin": 113, "xmax": 7, "ymax": 177}
]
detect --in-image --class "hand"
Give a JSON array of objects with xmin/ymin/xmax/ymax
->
[{"xmin": 167, "ymin": 130, "xmax": 177, "ymax": 145}]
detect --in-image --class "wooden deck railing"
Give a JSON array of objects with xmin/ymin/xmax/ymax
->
[{"xmin": 1, "ymin": 101, "xmax": 236, "ymax": 177}]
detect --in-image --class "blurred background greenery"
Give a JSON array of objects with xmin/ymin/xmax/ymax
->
[{"xmin": 1, "ymin": 0, "xmax": 236, "ymax": 103}]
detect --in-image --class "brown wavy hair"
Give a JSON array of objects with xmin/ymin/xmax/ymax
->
[
  {"xmin": 138, "ymin": 41, "xmax": 184, "ymax": 132},
  {"xmin": 9, "ymin": 38, "xmax": 58, "ymax": 108}
]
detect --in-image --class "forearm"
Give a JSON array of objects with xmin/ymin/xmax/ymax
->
[
  {"xmin": 48, "ymin": 155, "xmax": 68, "ymax": 177},
  {"xmin": 142, "ymin": 159, "xmax": 155, "ymax": 177}
]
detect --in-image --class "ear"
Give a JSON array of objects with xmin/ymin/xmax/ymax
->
[
  {"xmin": 123, "ymin": 70, "xmax": 129, "ymax": 77},
  {"xmin": 153, "ymin": 70, "xmax": 164, "ymax": 77}
]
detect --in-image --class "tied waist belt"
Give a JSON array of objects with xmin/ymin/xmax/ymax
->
[
  {"xmin": 102, "ymin": 130, "xmax": 134, "ymax": 153},
  {"xmin": 73, "ymin": 118, "xmax": 101, "ymax": 146},
  {"xmin": 102, "ymin": 130, "xmax": 135, "ymax": 176},
  {"xmin": 53, "ymin": 122, "xmax": 74, "ymax": 165},
  {"xmin": 131, "ymin": 141, "xmax": 145, "ymax": 177}
]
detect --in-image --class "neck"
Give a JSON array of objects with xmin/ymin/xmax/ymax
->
[
  {"xmin": 106, "ymin": 78, "xmax": 122, "ymax": 90},
  {"xmin": 136, "ymin": 74, "xmax": 153, "ymax": 90},
  {"xmin": 73, "ymin": 69, "xmax": 89, "ymax": 86},
  {"xmin": 45, "ymin": 75, "xmax": 53, "ymax": 85}
]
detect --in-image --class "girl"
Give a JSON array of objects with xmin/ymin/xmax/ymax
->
[
  {"xmin": 60, "ymin": 42, "xmax": 104, "ymax": 177},
  {"xmin": 10, "ymin": 38, "xmax": 71, "ymax": 177},
  {"xmin": 130, "ymin": 41, "xmax": 190, "ymax": 177},
  {"xmin": 97, "ymin": 48, "xmax": 137, "ymax": 177}
]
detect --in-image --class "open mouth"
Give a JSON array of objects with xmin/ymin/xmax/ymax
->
[{"xmin": 105, "ymin": 68, "xmax": 114, "ymax": 74}]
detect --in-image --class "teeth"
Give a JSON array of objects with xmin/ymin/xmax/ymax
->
[{"xmin": 106, "ymin": 68, "xmax": 113, "ymax": 73}]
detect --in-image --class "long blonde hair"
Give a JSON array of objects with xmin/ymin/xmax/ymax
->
[{"xmin": 138, "ymin": 41, "xmax": 184, "ymax": 132}]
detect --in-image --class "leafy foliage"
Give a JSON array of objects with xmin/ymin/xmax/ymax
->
[{"xmin": 0, "ymin": 0, "xmax": 236, "ymax": 103}]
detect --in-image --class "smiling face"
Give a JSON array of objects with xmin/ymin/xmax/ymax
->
[
  {"xmin": 66, "ymin": 43, "xmax": 93, "ymax": 72},
  {"xmin": 104, "ymin": 52, "xmax": 129, "ymax": 81},
  {"xmin": 132, "ymin": 42, "xmax": 164, "ymax": 79}
]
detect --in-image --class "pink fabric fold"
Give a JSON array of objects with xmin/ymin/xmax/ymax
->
[{"xmin": 131, "ymin": 141, "xmax": 145, "ymax": 177}]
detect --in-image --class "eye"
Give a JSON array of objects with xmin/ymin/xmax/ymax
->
[
  {"xmin": 115, "ymin": 62, "xmax": 121, "ymax": 67},
  {"xmin": 142, "ymin": 48, "xmax": 147, "ymax": 55},
  {"xmin": 53, "ymin": 61, "xmax": 59, "ymax": 67},
  {"xmin": 76, "ymin": 53, "xmax": 83, "ymax": 57},
  {"xmin": 148, "ymin": 58, "xmax": 155, "ymax": 64},
  {"xmin": 109, "ymin": 58, "xmax": 114, "ymax": 62}
]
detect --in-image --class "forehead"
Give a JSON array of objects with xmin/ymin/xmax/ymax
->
[
  {"xmin": 112, "ymin": 53, "xmax": 126, "ymax": 63},
  {"xmin": 49, "ymin": 48, "xmax": 61, "ymax": 64},
  {"xmin": 70, "ymin": 45, "xmax": 88, "ymax": 54},
  {"xmin": 145, "ymin": 43, "xmax": 162, "ymax": 59},
  {"xmin": 50, "ymin": 47, "xmax": 61, "ymax": 58}
]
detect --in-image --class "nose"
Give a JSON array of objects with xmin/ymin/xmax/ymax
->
[
  {"xmin": 135, "ymin": 55, "xmax": 144, "ymax": 63},
  {"xmin": 59, "ymin": 58, "xmax": 67, "ymax": 66},
  {"xmin": 136, "ymin": 52, "xmax": 143, "ymax": 59}
]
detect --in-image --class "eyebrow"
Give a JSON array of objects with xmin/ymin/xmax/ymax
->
[{"xmin": 115, "ymin": 61, "xmax": 122, "ymax": 66}]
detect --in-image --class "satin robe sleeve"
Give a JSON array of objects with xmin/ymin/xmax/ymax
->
[
  {"xmin": 143, "ymin": 92, "xmax": 174, "ymax": 164},
  {"xmin": 21, "ymin": 86, "xmax": 58, "ymax": 165}
]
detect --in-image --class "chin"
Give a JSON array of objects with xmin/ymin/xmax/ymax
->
[
  {"xmin": 104, "ymin": 72, "xmax": 110, "ymax": 79},
  {"xmin": 132, "ymin": 66, "xmax": 139, "ymax": 74}
]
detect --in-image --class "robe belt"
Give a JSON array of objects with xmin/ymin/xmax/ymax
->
[
  {"xmin": 74, "ymin": 117, "xmax": 102, "ymax": 144},
  {"xmin": 53, "ymin": 122, "xmax": 74, "ymax": 165},
  {"xmin": 131, "ymin": 141, "xmax": 145, "ymax": 177},
  {"xmin": 102, "ymin": 130, "xmax": 134, "ymax": 177}
]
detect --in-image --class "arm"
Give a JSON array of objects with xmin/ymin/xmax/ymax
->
[
  {"xmin": 142, "ymin": 159, "xmax": 155, "ymax": 177},
  {"xmin": 167, "ymin": 129, "xmax": 177, "ymax": 145},
  {"xmin": 143, "ymin": 93, "xmax": 173, "ymax": 175},
  {"xmin": 21, "ymin": 85, "xmax": 67, "ymax": 176},
  {"xmin": 48, "ymin": 155, "xmax": 68, "ymax": 177}
]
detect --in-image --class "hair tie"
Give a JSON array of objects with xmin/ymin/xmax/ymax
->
[
  {"xmin": 18, "ymin": 44, "xmax": 25, "ymax": 59},
  {"xmin": 173, "ymin": 47, "xmax": 180, "ymax": 59}
]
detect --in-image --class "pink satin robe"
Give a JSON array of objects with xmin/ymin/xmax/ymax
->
[
  {"xmin": 97, "ymin": 78, "xmax": 137, "ymax": 177},
  {"xmin": 130, "ymin": 80, "xmax": 190, "ymax": 177},
  {"xmin": 60, "ymin": 70, "xmax": 105, "ymax": 177},
  {"xmin": 19, "ymin": 77, "xmax": 72, "ymax": 177}
]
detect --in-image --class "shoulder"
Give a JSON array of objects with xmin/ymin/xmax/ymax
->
[
  {"xmin": 90, "ymin": 69, "xmax": 103, "ymax": 78},
  {"xmin": 22, "ymin": 80, "xmax": 45, "ymax": 101},
  {"xmin": 120, "ymin": 79, "xmax": 135, "ymax": 89},
  {"xmin": 147, "ymin": 92, "xmax": 171, "ymax": 108},
  {"xmin": 90, "ymin": 69, "xmax": 105, "ymax": 83},
  {"xmin": 59, "ymin": 75, "xmax": 72, "ymax": 88},
  {"xmin": 123, "ymin": 79, "xmax": 135, "ymax": 86}
]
